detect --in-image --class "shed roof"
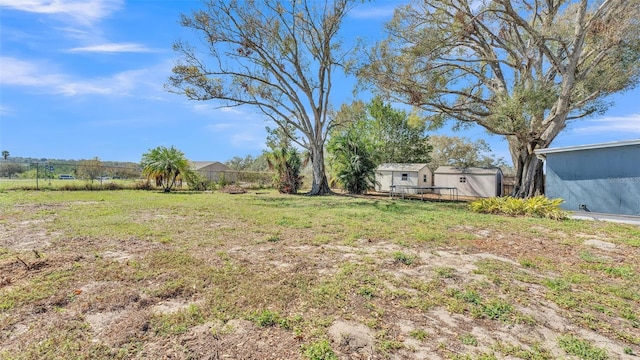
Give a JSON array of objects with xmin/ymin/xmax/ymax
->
[
  {"xmin": 191, "ymin": 161, "xmax": 230, "ymax": 171},
  {"xmin": 376, "ymin": 163, "xmax": 430, "ymax": 172},
  {"xmin": 434, "ymin": 166, "xmax": 502, "ymax": 175},
  {"xmin": 535, "ymin": 139, "xmax": 640, "ymax": 155}
]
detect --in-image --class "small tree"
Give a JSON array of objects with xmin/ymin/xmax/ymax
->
[
  {"xmin": 141, "ymin": 146, "xmax": 191, "ymax": 192},
  {"xmin": 1, "ymin": 150, "xmax": 9, "ymax": 160},
  {"xmin": 0, "ymin": 163, "xmax": 24, "ymax": 178},
  {"xmin": 330, "ymin": 98, "xmax": 432, "ymax": 164},
  {"xmin": 77, "ymin": 157, "xmax": 103, "ymax": 183},
  {"xmin": 267, "ymin": 147, "xmax": 307, "ymax": 194}
]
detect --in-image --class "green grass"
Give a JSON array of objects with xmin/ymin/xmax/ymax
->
[{"xmin": 0, "ymin": 190, "xmax": 638, "ymax": 358}]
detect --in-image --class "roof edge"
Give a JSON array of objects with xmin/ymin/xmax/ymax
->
[{"xmin": 535, "ymin": 139, "xmax": 640, "ymax": 155}]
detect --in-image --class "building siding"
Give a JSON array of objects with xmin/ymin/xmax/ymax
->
[
  {"xmin": 543, "ymin": 144, "xmax": 640, "ymax": 216},
  {"xmin": 433, "ymin": 167, "xmax": 502, "ymax": 198},
  {"xmin": 375, "ymin": 164, "xmax": 432, "ymax": 193}
]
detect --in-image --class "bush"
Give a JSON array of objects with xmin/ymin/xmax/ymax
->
[
  {"xmin": 183, "ymin": 170, "xmax": 210, "ymax": 191},
  {"xmin": 469, "ymin": 196, "xmax": 567, "ymax": 220},
  {"xmin": 303, "ymin": 339, "xmax": 337, "ymax": 360}
]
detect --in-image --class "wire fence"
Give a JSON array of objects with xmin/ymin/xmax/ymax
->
[{"xmin": 0, "ymin": 162, "xmax": 274, "ymax": 190}]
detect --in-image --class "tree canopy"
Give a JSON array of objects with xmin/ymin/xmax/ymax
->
[
  {"xmin": 167, "ymin": 0, "xmax": 361, "ymax": 195},
  {"xmin": 360, "ymin": 0, "xmax": 640, "ymax": 197},
  {"xmin": 141, "ymin": 146, "xmax": 191, "ymax": 193},
  {"xmin": 330, "ymin": 97, "xmax": 432, "ymax": 164},
  {"xmin": 427, "ymin": 135, "xmax": 508, "ymax": 171},
  {"xmin": 327, "ymin": 97, "xmax": 431, "ymax": 193}
]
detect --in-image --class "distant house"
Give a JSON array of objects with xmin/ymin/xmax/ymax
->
[
  {"xmin": 375, "ymin": 163, "xmax": 432, "ymax": 194},
  {"xmin": 535, "ymin": 139, "xmax": 640, "ymax": 216},
  {"xmin": 434, "ymin": 166, "xmax": 503, "ymax": 198},
  {"xmin": 192, "ymin": 161, "xmax": 231, "ymax": 182}
]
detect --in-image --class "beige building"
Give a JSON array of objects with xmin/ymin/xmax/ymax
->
[
  {"xmin": 375, "ymin": 163, "xmax": 433, "ymax": 194},
  {"xmin": 192, "ymin": 161, "xmax": 231, "ymax": 182},
  {"xmin": 434, "ymin": 166, "xmax": 502, "ymax": 198}
]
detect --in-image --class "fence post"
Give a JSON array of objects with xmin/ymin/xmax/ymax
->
[{"xmin": 35, "ymin": 162, "xmax": 39, "ymax": 190}]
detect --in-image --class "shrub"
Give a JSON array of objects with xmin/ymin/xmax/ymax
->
[
  {"xmin": 469, "ymin": 196, "xmax": 567, "ymax": 220},
  {"xmin": 303, "ymin": 339, "xmax": 337, "ymax": 360},
  {"xmin": 183, "ymin": 170, "xmax": 210, "ymax": 191}
]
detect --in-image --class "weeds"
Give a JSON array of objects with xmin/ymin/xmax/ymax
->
[
  {"xmin": 303, "ymin": 339, "xmax": 337, "ymax": 360},
  {"xmin": 393, "ymin": 251, "xmax": 415, "ymax": 266},
  {"xmin": 557, "ymin": 335, "xmax": 608, "ymax": 360}
]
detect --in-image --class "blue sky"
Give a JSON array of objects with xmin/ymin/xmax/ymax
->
[{"xmin": 0, "ymin": 0, "xmax": 639, "ymax": 165}]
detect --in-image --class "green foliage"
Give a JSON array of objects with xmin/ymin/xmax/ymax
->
[
  {"xmin": 480, "ymin": 299, "xmax": 513, "ymax": 321},
  {"xmin": 267, "ymin": 147, "xmax": 307, "ymax": 194},
  {"xmin": 327, "ymin": 129, "xmax": 377, "ymax": 194},
  {"xmin": 557, "ymin": 335, "xmax": 608, "ymax": 360},
  {"xmin": 303, "ymin": 339, "xmax": 337, "ymax": 360},
  {"xmin": 366, "ymin": 97, "xmax": 431, "ymax": 164},
  {"xmin": 140, "ymin": 146, "xmax": 191, "ymax": 193},
  {"xmin": 0, "ymin": 163, "xmax": 26, "ymax": 178},
  {"xmin": 225, "ymin": 154, "xmax": 269, "ymax": 172},
  {"xmin": 460, "ymin": 333, "xmax": 478, "ymax": 346},
  {"xmin": 183, "ymin": 169, "xmax": 210, "ymax": 191},
  {"xmin": 427, "ymin": 135, "xmax": 509, "ymax": 172},
  {"xmin": 329, "ymin": 97, "xmax": 431, "ymax": 166},
  {"xmin": 76, "ymin": 157, "xmax": 103, "ymax": 183},
  {"xmin": 469, "ymin": 196, "xmax": 567, "ymax": 220},
  {"xmin": 254, "ymin": 309, "xmax": 279, "ymax": 327},
  {"xmin": 359, "ymin": 0, "xmax": 640, "ymax": 198}
]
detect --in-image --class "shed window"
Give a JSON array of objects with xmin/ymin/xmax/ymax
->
[
  {"xmin": 459, "ymin": 176, "xmax": 467, "ymax": 183},
  {"xmin": 401, "ymin": 173, "xmax": 408, "ymax": 181},
  {"xmin": 423, "ymin": 174, "xmax": 428, "ymax": 183}
]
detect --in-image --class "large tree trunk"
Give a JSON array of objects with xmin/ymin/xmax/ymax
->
[
  {"xmin": 508, "ymin": 137, "xmax": 545, "ymax": 198},
  {"xmin": 308, "ymin": 142, "xmax": 331, "ymax": 195}
]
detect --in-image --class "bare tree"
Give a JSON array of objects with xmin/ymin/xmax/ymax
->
[
  {"xmin": 167, "ymin": 0, "xmax": 361, "ymax": 195},
  {"xmin": 360, "ymin": 0, "xmax": 640, "ymax": 197}
]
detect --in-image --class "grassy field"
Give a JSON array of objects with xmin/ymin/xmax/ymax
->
[
  {"xmin": 0, "ymin": 178, "xmax": 141, "ymax": 191},
  {"xmin": 0, "ymin": 190, "xmax": 638, "ymax": 359}
]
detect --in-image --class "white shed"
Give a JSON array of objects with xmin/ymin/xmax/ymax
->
[
  {"xmin": 375, "ymin": 163, "xmax": 433, "ymax": 194},
  {"xmin": 434, "ymin": 166, "xmax": 502, "ymax": 198}
]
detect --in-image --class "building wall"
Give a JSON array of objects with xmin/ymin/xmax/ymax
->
[
  {"xmin": 434, "ymin": 168, "xmax": 501, "ymax": 198},
  {"xmin": 544, "ymin": 144, "xmax": 640, "ymax": 215},
  {"xmin": 375, "ymin": 168, "xmax": 432, "ymax": 194}
]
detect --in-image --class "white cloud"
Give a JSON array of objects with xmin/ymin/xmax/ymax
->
[
  {"xmin": 67, "ymin": 43, "xmax": 154, "ymax": 53},
  {"xmin": 574, "ymin": 114, "xmax": 640, "ymax": 135},
  {"xmin": 0, "ymin": 105, "xmax": 13, "ymax": 116},
  {"xmin": 202, "ymin": 117, "xmax": 268, "ymax": 150},
  {"xmin": 0, "ymin": 56, "xmax": 165, "ymax": 97},
  {"xmin": 0, "ymin": 0, "xmax": 122, "ymax": 24},
  {"xmin": 0, "ymin": 57, "xmax": 65, "ymax": 88},
  {"xmin": 349, "ymin": 4, "xmax": 398, "ymax": 20}
]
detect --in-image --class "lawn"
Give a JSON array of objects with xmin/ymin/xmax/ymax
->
[{"xmin": 0, "ymin": 190, "xmax": 638, "ymax": 359}]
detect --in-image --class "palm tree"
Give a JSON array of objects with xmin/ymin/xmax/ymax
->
[
  {"xmin": 266, "ymin": 147, "xmax": 308, "ymax": 194},
  {"xmin": 141, "ymin": 146, "xmax": 191, "ymax": 192},
  {"xmin": 328, "ymin": 130, "xmax": 377, "ymax": 194},
  {"xmin": 1, "ymin": 151, "xmax": 9, "ymax": 160}
]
